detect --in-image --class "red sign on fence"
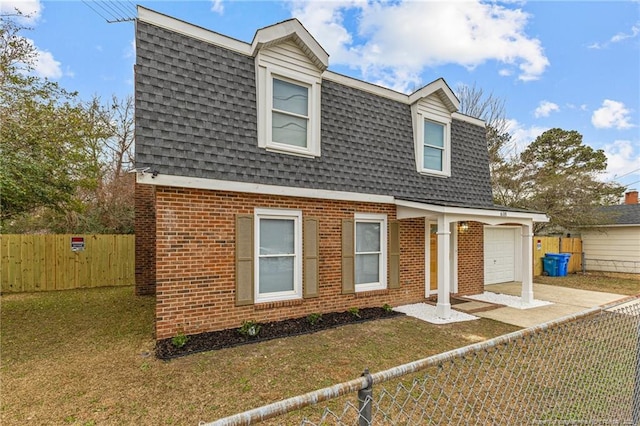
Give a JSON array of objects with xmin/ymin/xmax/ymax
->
[{"xmin": 71, "ymin": 236, "xmax": 85, "ymax": 252}]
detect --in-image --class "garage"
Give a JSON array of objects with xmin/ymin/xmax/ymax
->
[{"xmin": 484, "ymin": 226, "xmax": 520, "ymax": 285}]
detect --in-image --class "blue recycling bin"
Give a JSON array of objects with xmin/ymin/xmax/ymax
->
[
  {"xmin": 545, "ymin": 253, "xmax": 571, "ymax": 276},
  {"xmin": 542, "ymin": 256, "xmax": 560, "ymax": 276}
]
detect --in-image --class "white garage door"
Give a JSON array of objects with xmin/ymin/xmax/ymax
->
[{"xmin": 484, "ymin": 227, "xmax": 517, "ymax": 285}]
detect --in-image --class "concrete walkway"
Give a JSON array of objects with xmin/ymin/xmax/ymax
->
[{"xmin": 459, "ymin": 282, "xmax": 628, "ymax": 328}]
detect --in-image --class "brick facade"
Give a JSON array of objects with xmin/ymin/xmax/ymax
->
[
  {"xmin": 456, "ymin": 221, "xmax": 484, "ymax": 295},
  {"xmin": 149, "ymin": 185, "xmax": 485, "ymax": 340},
  {"xmin": 134, "ymin": 183, "xmax": 157, "ymax": 296}
]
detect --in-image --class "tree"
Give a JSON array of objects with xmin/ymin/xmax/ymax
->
[
  {"xmin": 456, "ymin": 83, "xmax": 521, "ymax": 208},
  {"xmin": 514, "ymin": 128, "xmax": 624, "ymax": 233},
  {"xmin": 0, "ymin": 16, "xmax": 135, "ymax": 233},
  {"xmin": 0, "ymin": 15, "xmax": 107, "ymax": 225}
]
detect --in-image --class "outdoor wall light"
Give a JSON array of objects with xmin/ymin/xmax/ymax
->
[{"xmin": 459, "ymin": 221, "xmax": 469, "ymax": 233}]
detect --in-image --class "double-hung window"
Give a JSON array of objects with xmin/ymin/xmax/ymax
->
[
  {"xmin": 272, "ymin": 78, "xmax": 309, "ymax": 148},
  {"xmin": 423, "ymin": 120, "xmax": 445, "ymax": 172},
  {"xmin": 254, "ymin": 208, "xmax": 302, "ymax": 303},
  {"xmin": 354, "ymin": 213, "xmax": 387, "ymax": 292},
  {"xmin": 255, "ymin": 64, "xmax": 321, "ymax": 157},
  {"xmin": 413, "ymin": 110, "xmax": 451, "ymax": 177}
]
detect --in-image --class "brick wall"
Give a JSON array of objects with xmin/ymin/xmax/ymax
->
[
  {"xmin": 134, "ymin": 183, "xmax": 156, "ymax": 296},
  {"xmin": 152, "ymin": 186, "xmax": 485, "ymax": 339},
  {"xmin": 456, "ymin": 221, "xmax": 484, "ymax": 295}
]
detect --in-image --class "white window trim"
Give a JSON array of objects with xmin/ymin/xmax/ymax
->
[
  {"xmin": 254, "ymin": 208, "xmax": 303, "ymax": 303},
  {"xmin": 354, "ymin": 213, "xmax": 388, "ymax": 292},
  {"xmin": 256, "ymin": 63, "xmax": 321, "ymax": 158},
  {"xmin": 414, "ymin": 111, "xmax": 451, "ymax": 177}
]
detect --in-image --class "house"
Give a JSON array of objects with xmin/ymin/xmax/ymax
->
[
  {"xmin": 581, "ymin": 191, "xmax": 640, "ymax": 274},
  {"xmin": 133, "ymin": 7, "xmax": 548, "ymax": 340}
]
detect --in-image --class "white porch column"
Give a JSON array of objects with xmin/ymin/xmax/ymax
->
[
  {"xmin": 521, "ymin": 223, "xmax": 534, "ymax": 304},
  {"xmin": 436, "ymin": 215, "xmax": 452, "ymax": 318}
]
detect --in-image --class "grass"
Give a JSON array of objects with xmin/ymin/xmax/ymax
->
[
  {"xmin": 1, "ymin": 286, "xmax": 519, "ymax": 425},
  {"xmin": 534, "ymin": 271, "xmax": 640, "ymax": 296}
]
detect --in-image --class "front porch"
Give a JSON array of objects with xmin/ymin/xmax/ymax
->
[{"xmin": 396, "ymin": 199, "xmax": 549, "ymax": 320}]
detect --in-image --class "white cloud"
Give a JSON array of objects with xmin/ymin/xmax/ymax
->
[
  {"xmin": 124, "ymin": 38, "xmax": 135, "ymax": 59},
  {"xmin": 289, "ymin": 0, "xmax": 549, "ymax": 93},
  {"xmin": 505, "ymin": 118, "xmax": 547, "ymax": 156},
  {"xmin": 534, "ymin": 101, "xmax": 559, "ymax": 118},
  {"xmin": 211, "ymin": 0, "xmax": 224, "ymax": 14},
  {"xmin": 589, "ymin": 22, "xmax": 640, "ymax": 49},
  {"xmin": 602, "ymin": 140, "xmax": 640, "ymax": 184},
  {"xmin": 22, "ymin": 38, "xmax": 63, "ymax": 79},
  {"xmin": 0, "ymin": 0, "xmax": 42, "ymax": 22},
  {"xmin": 33, "ymin": 48, "xmax": 62, "ymax": 79},
  {"xmin": 591, "ymin": 100, "xmax": 634, "ymax": 130},
  {"xmin": 610, "ymin": 23, "xmax": 639, "ymax": 43}
]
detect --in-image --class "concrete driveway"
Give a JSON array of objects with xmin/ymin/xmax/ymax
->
[{"xmin": 468, "ymin": 282, "xmax": 628, "ymax": 328}]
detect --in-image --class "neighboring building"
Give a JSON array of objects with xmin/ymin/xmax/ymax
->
[
  {"xmin": 134, "ymin": 7, "xmax": 547, "ymax": 340},
  {"xmin": 581, "ymin": 191, "xmax": 640, "ymax": 274}
]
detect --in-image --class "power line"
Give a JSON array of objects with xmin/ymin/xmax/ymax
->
[
  {"xmin": 81, "ymin": 0, "xmax": 135, "ymax": 23},
  {"xmin": 612, "ymin": 167, "xmax": 640, "ymax": 181}
]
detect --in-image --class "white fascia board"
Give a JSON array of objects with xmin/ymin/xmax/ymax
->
[
  {"xmin": 137, "ymin": 6, "xmax": 251, "ymax": 56},
  {"xmin": 137, "ymin": 173, "xmax": 395, "ymax": 204},
  {"xmin": 395, "ymin": 199, "xmax": 549, "ymax": 223},
  {"xmin": 323, "ymin": 71, "xmax": 409, "ymax": 104},
  {"xmin": 408, "ymin": 78, "xmax": 459, "ymax": 112},
  {"xmin": 251, "ymin": 20, "xmax": 329, "ymax": 71},
  {"xmin": 452, "ymin": 112, "xmax": 485, "ymax": 127}
]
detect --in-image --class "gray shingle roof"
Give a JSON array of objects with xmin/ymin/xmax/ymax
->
[
  {"xmin": 135, "ymin": 21, "xmax": 494, "ymax": 208},
  {"xmin": 599, "ymin": 204, "xmax": 640, "ymax": 225}
]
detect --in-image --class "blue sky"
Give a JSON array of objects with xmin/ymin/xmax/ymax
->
[{"xmin": 5, "ymin": 0, "xmax": 640, "ymax": 192}]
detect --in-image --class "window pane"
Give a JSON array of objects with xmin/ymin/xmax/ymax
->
[
  {"xmin": 355, "ymin": 253, "xmax": 380, "ymax": 284},
  {"xmin": 424, "ymin": 146, "xmax": 443, "ymax": 171},
  {"xmin": 272, "ymin": 111, "xmax": 308, "ymax": 147},
  {"xmin": 259, "ymin": 256, "xmax": 294, "ymax": 293},
  {"xmin": 273, "ymin": 79, "xmax": 308, "ymax": 116},
  {"xmin": 260, "ymin": 218, "xmax": 294, "ymax": 255},
  {"xmin": 356, "ymin": 222, "xmax": 380, "ymax": 252},
  {"xmin": 424, "ymin": 121, "xmax": 444, "ymax": 148}
]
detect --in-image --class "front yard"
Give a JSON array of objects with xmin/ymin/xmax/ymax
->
[
  {"xmin": 1, "ymin": 286, "xmax": 518, "ymax": 425},
  {"xmin": 1, "ymin": 272, "xmax": 636, "ymax": 425}
]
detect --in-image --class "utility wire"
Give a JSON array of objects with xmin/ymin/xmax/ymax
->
[
  {"xmin": 81, "ymin": 0, "xmax": 135, "ymax": 23},
  {"xmin": 611, "ymin": 167, "xmax": 640, "ymax": 181}
]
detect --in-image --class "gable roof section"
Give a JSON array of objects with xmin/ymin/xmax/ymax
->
[
  {"xmin": 408, "ymin": 78, "xmax": 459, "ymax": 113},
  {"xmin": 134, "ymin": 10, "xmax": 494, "ymax": 208},
  {"xmin": 251, "ymin": 19, "xmax": 329, "ymax": 72},
  {"xmin": 598, "ymin": 204, "xmax": 640, "ymax": 225}
]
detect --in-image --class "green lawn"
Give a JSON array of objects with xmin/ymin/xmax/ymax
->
[
  {"xmin": 534, "ymin": 271, "xmax": 640, "ymax": 296},
  {"xmin": 1, "ymin": 286, "xmax": 519, "ymax": 425}
]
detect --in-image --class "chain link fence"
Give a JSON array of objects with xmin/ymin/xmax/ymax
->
[{"xmin": 204, "ymin": 296, "xmax": 640, "ymax": 425}]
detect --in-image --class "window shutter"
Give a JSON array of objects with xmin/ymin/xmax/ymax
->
[
  {"xmin": 235, "ymin": 214, "xmax": 254, "ymax": 306},
  {"xmin": 342, "ymin": 219, "xmax": 355, "ymax": 294},
  {"xmin": 303, "ymin": 218, "xmax": 320, "ymax": 298},
  {"xmin": 389, "ymin": 220, "xmax": 400, "ymax": 289}
]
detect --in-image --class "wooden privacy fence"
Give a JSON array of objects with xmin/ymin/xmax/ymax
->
[
  {"xmin": 533, "ymin": 236, "xmax": 583, "ymax": 276},
  {"xmin": 1, "ymin": 234, "xmax": 582, "ymax": 293},
  {"xmin": 1, "ymin": 234, "xmax": 134, "ymax": 293}
]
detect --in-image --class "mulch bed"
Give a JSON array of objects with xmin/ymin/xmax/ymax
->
[{"xmin": 156, "ymin": 307, "xmax": 405, "ymax": 360}]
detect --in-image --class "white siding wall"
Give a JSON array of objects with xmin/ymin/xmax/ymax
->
[
  {"xmin": 416, "ymin": 93, "xmax": 450, "ymax": 122},
  {"xmin": 257, "ymin": 40, "xmax": 320, "ymax": 79},
  {"xmin": 582, "ymin": 227, "xmax": 640, "ymax": 274}
]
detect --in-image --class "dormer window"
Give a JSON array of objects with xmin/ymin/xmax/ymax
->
[
  {"xmin": 412, "ymin": 111, "xmax": 451, "ymax": 176},
  {"xmin": 409, "ymin": 80, "xmax": 458, "ymax": 178},
  {"xmin": 271, "ymin": 77, "xmax": 310, "ymax": 149},
  {"xmin": 423, "ymin": 119, "xmax": 446, "ymax": 172},
  {"xmin": 252, "ymin": 21, "xmax": 327, "ymax": 159}
]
